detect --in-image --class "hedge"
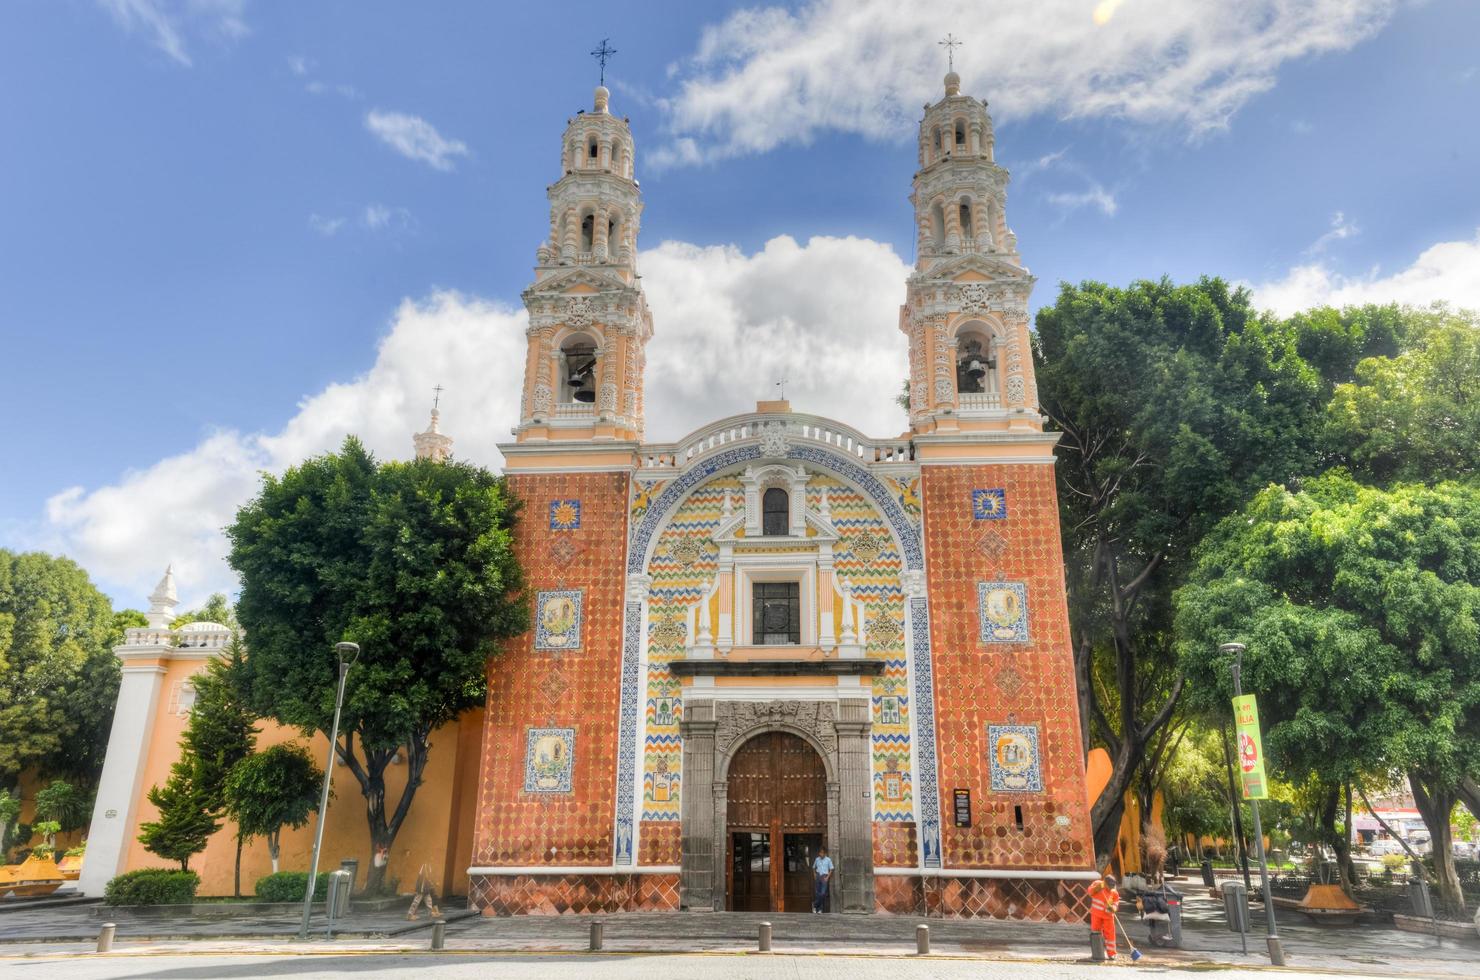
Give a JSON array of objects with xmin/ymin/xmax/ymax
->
[
  {"xmin": 254, "ymin": 870, "xmax": 332, "ymax": 903},
  {"xmin": 103, "ymin": 869, "xmax": 200, "ymax": 906}
]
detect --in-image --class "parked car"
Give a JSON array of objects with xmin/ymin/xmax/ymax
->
[{"xmin": 1368, "ymin": 838, "xmax": 1405, "ymax": 856}]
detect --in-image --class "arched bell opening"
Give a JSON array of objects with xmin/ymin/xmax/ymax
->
[
  {"xmin": 954, "ymin": 322, "xmax": 999, "ymax": 395},
  {"xmin": 559, "ymin": 332, "xmax": 599, "ymax": 404}
]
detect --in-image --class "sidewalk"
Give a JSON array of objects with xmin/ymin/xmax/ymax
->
[{"xmin": 2, "ymin": 893, "xmax": 1476, "ymax": 977}]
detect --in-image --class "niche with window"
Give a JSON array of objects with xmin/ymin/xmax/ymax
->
[
  {"xmin": 559, "ymin": 334, "xmax": 599, "ymax": 404},
  {"xmin": 955, "ymin": 328, "xmax": 998, "ymax": 395},
  {"xmin": 753, "ymin": 582, "xmax": 801, "ymax": 645},
  {"xmin": 959, "ymin": 200, "xmax": 974, "ymax": 242},
  {"xmin": 930, "ymin": 202, "xmax": 946, "ymax": 251},
  {"xmin": 954, "ymin": 119, "xmax": 966, "ymax": 148},
  {"xmin": 762, "ymin": 487, "xmax": 790, "ymax": 536}
]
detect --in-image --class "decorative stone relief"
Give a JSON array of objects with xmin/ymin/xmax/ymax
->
[
  {"xmin": 934, "ymin": 376, "xmax": 955, "ymax": 404},
  {"xmin": 714, "ymin": 700, "xmax": 838, "ymax": 759},
  {"xmin": 1005, "ymin": 374, "xmax": 1026, "ymax": 407},
  {"xmin": 599, "ymin": 382, "xmax": 618, "ymax": 413},
  {"xmin": 757, "ymin": 421, "xmax": 789, "ymax": 458},
  {"xmin": 532, "ymin": 383, "xmax": 552, "ymax": 415},
  {"xmin": 958, "ymin": 282, "xmax": 989, "ymax": 314},
  {"xmin": 565, "ymin": 296, "xmax": 595, "ymax": 327}
]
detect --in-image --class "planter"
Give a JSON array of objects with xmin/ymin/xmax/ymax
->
[{"xmin": 1392, "ymin": 913, "xmax": 1480, "ymax": 941}]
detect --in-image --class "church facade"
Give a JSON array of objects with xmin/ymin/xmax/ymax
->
[{"xmin": 467, "ymin": 73, "xmax": 1096, "ymax": 918}]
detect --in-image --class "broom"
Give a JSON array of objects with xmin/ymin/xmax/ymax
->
[{"xmin": 1112, "ymin": 910, "xmax": 1144, "ymax": 962}]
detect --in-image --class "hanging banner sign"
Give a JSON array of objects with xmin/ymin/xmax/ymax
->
[{"xmin": 1232, "ymin": 694, "xmax": 1269, "ymax": 800}]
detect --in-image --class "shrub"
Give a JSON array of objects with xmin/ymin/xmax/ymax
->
[
  {"xmin": 1381, "ymin": 853, "xmax": 1407, "ymax": 873},
  {"xmin": 253, "ymin": 870, "xmax": 331, "ymax": 903},
  {"xmin": 104, "ymin": 869, "xmax": 200, "ymax": 906}
]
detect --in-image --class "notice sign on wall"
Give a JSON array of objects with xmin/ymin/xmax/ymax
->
[
  {"xmin": 1232, "ymin": 694, "xmax": 1269, "ymax": 800},
  {"xmin": 953, "ymin": 788, "xmax": 972, "ymax": 827}
]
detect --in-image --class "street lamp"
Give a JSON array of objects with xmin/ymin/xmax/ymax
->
[
  {"xmin": 1221, "ymin": 641, "xmax": 1286, "ymax": 966},
  {"xmin": 297, "ymin": 640, "xmax": 360, "ymax": 941}
]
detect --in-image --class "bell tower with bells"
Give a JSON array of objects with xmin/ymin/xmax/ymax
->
[
  {"xmin": 900, "ymin": 55, "xmax": 1044, "ymax": 443},
  {"xmin": 512, "ymin": 42, "xmax": 652, "ymax": 454}
]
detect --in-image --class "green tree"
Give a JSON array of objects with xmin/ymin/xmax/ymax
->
[
  {"xmin": 138, "ymin": 759, "xmax": 220, "ymax": 871},
  {"xmin": 0, "ymin": 551, "xmax": 121, "ymax": 790},
  {"xmin": 223, "ymin": 743, "xmax": 322, "ymax": 876},
  {"xmin": 33, "ymin": 780, "xmax": 90, "ymax": 835},
  {"xmin": 182, "ymin": 635, "xmax": 258, "ymax": 895},
  {"xmin": 1034, "ymin": 277, "xmax": 1330, "ymax": 856},
  {"xmin": 0, "ymin": 789, "xmax": 20, "ymax": 859},
  {"xmin": 171, "ymin": 592, "xmax": 236, "ymax": 630},
  {"xmin": 1176, "ymin": 474, "xmax": 1480, "ymax": 913},
  {"xmin": 227, "ymin": 438, "xmax": 525, "ymax": 892},
  {"xmin": 1323, "ymin": 310, "xmax": 1480, "ymax": 486}
]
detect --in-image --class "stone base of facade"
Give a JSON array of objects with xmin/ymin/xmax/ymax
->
[
  {"xmin": 469, "ymin": 873, "xmax": 682, "ymax": 915},
  {"xmin": 873, "ymin": 874, "xmax": 1090, "ymax": 922}
]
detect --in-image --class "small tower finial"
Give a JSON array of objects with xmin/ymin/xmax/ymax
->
[
  {"xmin": 414, "ymin": 386, "xmax": 454, "ymax": 462},
  {"xmin": 590, "ymin": 37, "xmax": 617, "ymax": 87},
  {"xmin": 939, "ymin": 32, "xmax": 962, "ymax": 74}
]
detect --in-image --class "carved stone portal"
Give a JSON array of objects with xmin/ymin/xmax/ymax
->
[{"xmin": 679, "ymin": 698, "xmax": 873, "ymax": 913}]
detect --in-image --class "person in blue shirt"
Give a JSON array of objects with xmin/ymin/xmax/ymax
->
[{"xmin": 811, "ymin": 845, "xmax": 834, "ymax": 913}]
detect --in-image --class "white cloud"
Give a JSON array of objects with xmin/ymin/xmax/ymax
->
[
  {"xmin": 308, "ymin": 213, "xmax": 346, "ymax": 237},
  {"xmin": 1250, "ymin": 230, "xmax": 1480, "ymax": 317},
  {"xmin": 1306, "ymin": 211, "xmax": 1360, "ymax": 254},
  {"xmin": 98, "ymin": 0, "xmax": 248, "ymax": 67},
  {"xmin": 35, "ymin": 235, "xmax": 913, "ymax": 605},
  {"xmin": 655, "ymin": 0, "xmax": 1396, "ymax": 164},
  {"xmin": 365, "ymin": 110, "xmax": 469, "ymax": 171},
  {"xmin": 1046, "ymin": 185, "xmax": 1118, "ymax": 217}
]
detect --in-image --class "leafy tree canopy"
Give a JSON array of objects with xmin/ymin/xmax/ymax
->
[
  {"xmin": 1176, "ymin": 473, "xmax": 1480, "ymax": 909},
  {"xmin": 171, "ymin": 592, "xmax": 237, "ymax": 630},
  {"xmin": 223, "ymin": 743, "xmax": 322, "ymax": 873},
  {"xmin": 34, "ymin": 779, "xmax": 90, "ymax": 834},
  {"xmin": 226, "ymin": 437, "xmax": 525, "ymax": 888},
  {"xmin": 1323, "ymin": 309, "xmax": 1480, "ymax": 486},
  {"xmin": 0, "ymin": 550, "xmax": 122, "ymax": 789}
]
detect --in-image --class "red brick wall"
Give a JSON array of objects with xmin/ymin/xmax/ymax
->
[
  {"xmin": 920, "ymin": 463, "xmax": 1093, "ymax": 871},
  {"xmin": 471, "ymin": 471, "xmax": 631, "ymax": 869}
]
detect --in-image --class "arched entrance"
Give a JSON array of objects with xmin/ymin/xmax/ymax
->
[{"xmin": 726, "ymin": 731, "xmax": 828, "ymax": 912}]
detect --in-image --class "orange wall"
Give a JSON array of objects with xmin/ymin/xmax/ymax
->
[{"xmin": 116, "ymin": 674, "xmax": 483, "ymax": 897}]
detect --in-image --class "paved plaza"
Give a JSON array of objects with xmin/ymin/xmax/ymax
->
[{"xmin": 2, "ymin": 892, "xmax": 1477, "ymax": 979}]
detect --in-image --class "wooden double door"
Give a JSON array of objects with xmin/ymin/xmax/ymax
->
[{"xmin": 726, "ymin": 731, "xmax": 828, "ymax": 912}]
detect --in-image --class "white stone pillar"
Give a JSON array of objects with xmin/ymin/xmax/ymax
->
[{"xmin": 78, "ymin": 657, "xmax": 167, "ymax": 896}]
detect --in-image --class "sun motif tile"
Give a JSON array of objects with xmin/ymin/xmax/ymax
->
[
  {"xmin": 534, "ymin": 589, "xmax": 584, "ymax": 650},
  {"xmin": 548, "ymin": 499, "xmax": 581, "ymax": 530},
  {"xmin": 977, "ymin": 581, "xmax": 1029, "ymax": 643},
  {"xmin": 971, "ymin": 488, "xmax": 1007, "ymax": 520},
  {"xmin": 523, "ymin": 727, "xmax": 575, "ymax": 793},
  {"xmin": 987, "ymin": 724, "xmax": 1042, "ymax": 792}
]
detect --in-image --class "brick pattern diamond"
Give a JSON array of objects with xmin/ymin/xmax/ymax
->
[
  {"xmin": 873, "ymin": 874, "xmax": 1090, "ymax": 923},
  {"xmin": 469, "ymin": 873, "xmax": 681, "ymax": 916}
]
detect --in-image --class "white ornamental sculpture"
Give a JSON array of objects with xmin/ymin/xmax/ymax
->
[{"xmin": 758, "ymin": 421, "xmax": 788, "ymax": 458}]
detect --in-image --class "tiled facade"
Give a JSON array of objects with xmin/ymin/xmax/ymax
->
[
  {"xmin": 470, "ymin": 472, "xmax": 631, "ymax": 876},
  {"xmin": 920, "ymin": 464, "xmax": 1093, "ymax": 872}
]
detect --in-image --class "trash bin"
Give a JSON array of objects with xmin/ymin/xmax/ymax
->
[
  {"xmin": 326, "ymin": 869, "xmax": 353, "ymax": 920},
  {"xmin": 1200, "ymin": 860, "xmax": 1215, "ymax": 888},
  {"xmin": 1223, "ymin": 880, "xmax": 1249, "ymax": 933},
  {"xmin": 1166, "ymin": 886, "xmax": 1183, "ymax": 948},
  {"xmin": 1408, "ymin": 877, "xmax": 1433, "ymax": 919},
  {"xmin": 339, "ymin": 858, "xmax": 359, "ymax": 895},
  {"xmin": 1144, "ymin": 885, "xmax": 1183, "ymax": 949}
]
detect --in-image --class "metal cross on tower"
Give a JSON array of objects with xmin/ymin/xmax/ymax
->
[
  {"xmin": 938, "ymin": 33, "xmax": 962, "ymax": 73},
  {"xmin": 432, "ymin": 384, "xmax": 444, "ymax": 411},
  {"xmin": 776, "ymin": 377, "xmax": 788, "ymax": 401},
  {"xmin": 591, "ymin": 38, "xmax": 617, "ymax": 86}
]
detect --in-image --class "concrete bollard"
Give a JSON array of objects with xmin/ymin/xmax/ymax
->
[
  {"xmin": 96, "ymin": 923, "xmax": 116, "ymax": 953},
  {"xmin": 758, "ymin": 921, "xmax": 772, "ymax": 952},
  {"xmin": 590, "ymin": 919, "xmax": 604, "ymax": 951},
  {"xmin": 1090, "ymin": 931, "xmax": 1106, "ymax": 962},
  {"xmin": 916, "ymin": 923, "xmax": 930, "ymax": 955},
  {"xmin": 430, "ymin": 920, "xmax": 445, "ymax": 951}
]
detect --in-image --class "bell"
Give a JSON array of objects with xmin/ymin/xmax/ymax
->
[
  {"xmin": 574, "ymin": 388, "xmax": 596, "ymax": 403},
  {"xmin": 966, "ymin": 359, "xmax": 987, "ymax": 380}
]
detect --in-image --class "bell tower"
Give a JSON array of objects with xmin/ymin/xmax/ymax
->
[
  {"xmin": 900, "ymin": 71, "xmax": 1039, "ymax": 437},
  {"xmin": 514, "ymin": 83, "xmax": 653, "ymax": 447}
]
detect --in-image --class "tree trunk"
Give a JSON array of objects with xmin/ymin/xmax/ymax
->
[
  {"xmin": 1410, "ymin": 772, "xmax": 1463, "ymax": 916},
  {"xmin": 234, "ymin": 833, "xmax": 243, "ymax": 898},
  {"xmin": 1333, "ymin": 781, "xmax": 1358, "ymax": 895},
  {"xmin": 1459, "ymin": 776, "xmax": 1480, "ymax": 822},
  {"xmin": 268, "ymin": 832, "xmax": 280, "ymax": 874},
  {"xmin": 338, "ymin": 728, "xmax": 433, "ymax": 896}
]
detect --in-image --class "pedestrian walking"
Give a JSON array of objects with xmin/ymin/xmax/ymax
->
[
  {"xmin": 1088, "ymin": 874, "xmax": 1120, "ymax": 959},
  {"xmin": 811, "ymin": 845, "xmax": 833, "ymax": 913},
  {"xmin": 406, "ymin": 862, "xmax": 441, "ymax": 921}
]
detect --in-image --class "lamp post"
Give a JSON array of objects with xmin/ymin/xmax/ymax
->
[
  {"xmin": 297, "ymin": 641, "xmax": 359, "ymax": 941},
  {"xmin": 1221, "ymin": 641, "xmax": 1286, "ymax": 966}
]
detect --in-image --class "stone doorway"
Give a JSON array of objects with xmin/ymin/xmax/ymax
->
[
  {"xmin": 726, "ymin": 731, "xmax": 828, "ymax": 912},
  {"xmin": 679, "ymin": 698, "xmax": 873, "ymax": 913}
]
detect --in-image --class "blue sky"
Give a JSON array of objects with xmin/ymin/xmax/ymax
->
[{"xmin": 2, "ymin": 0, "xmax": 1478, "ymax": 606}]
